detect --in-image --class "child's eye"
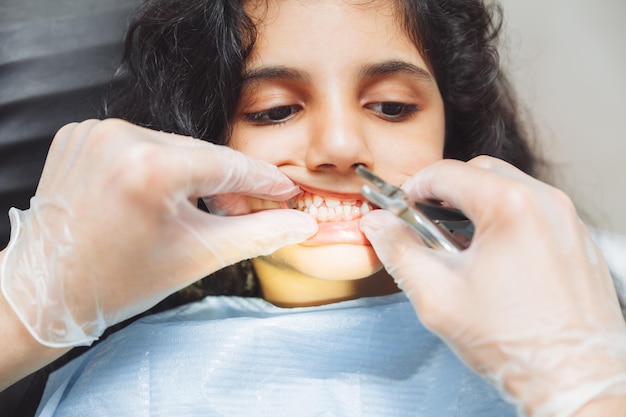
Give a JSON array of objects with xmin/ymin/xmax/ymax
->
[
  {"xmin": 243, "ymin": 105, "xmax": 302, "ymax": 125},
  {"xmin": 366, "ymin": 102, "xmax": 419, "ymax": 121}
]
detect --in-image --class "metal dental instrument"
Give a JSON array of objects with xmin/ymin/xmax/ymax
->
[{"xmin": 355, "ymin": 165, "xmax": 474, "ymax": 253}]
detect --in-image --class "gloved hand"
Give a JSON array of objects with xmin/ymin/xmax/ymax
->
[
  {"xmin": 1, "ymin": 119, "xmax": 317, "ymax": 348},
  {"xmin": 360, "ymin": 156, "xmax": 626, "ymax": 417}
]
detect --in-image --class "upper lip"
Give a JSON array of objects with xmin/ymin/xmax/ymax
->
[{"xmin": 294, "ymin": 183, "xmax": 365, "ymax": 201}]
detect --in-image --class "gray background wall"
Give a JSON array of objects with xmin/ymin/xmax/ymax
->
[{"xmin": 499, "ymin": 0, "xmax": 626, "ymax": 234}]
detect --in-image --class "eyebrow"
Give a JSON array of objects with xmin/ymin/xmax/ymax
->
[
  {"xmin": 241, "ymin": 60, "xmax": 434, "ymax": 85},
  {"xmin": 242, "ymin": 66, "xmax": 310, "ymax": 83},
  {"xmin": 359, "ymin": 60, "xmax": 434, "ymax": 83}
]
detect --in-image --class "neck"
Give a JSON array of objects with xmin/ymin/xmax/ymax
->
[{"xmin": 252, "ymin": 258, "xmax": 400, "ymax": 308}]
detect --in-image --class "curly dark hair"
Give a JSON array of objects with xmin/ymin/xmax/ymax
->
[
  {"xmin": 106, "ymin": 0, "xmax": 255, "ymax": 145},
  {"xmin": 105, "ymin": 0, "xmax": 540, "ymax": 302},
  {"xmin": 396, "ymin": 0, "xmax": 535, "ymax": 171}
]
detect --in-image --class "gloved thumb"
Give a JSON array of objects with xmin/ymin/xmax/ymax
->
[
  {"xmin": 177, "ymin": 207, "xmax": 318, "ymax": 274},
  {"xmin": 360, "ymin": 209, "xmax": 459, "ymax": 318}
]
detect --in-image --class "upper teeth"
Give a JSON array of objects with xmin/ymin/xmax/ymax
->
[{"xmin": 292, "ymin": 192, "xmax": 372, "ymax": 221}]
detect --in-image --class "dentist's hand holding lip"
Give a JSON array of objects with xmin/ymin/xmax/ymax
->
[
  {"xmin": 0, "ymin": 119, "xmax": 318, "ymax": 353},
  {"xmin": 360, "ymin": 155, "xmax": 626, "ymax": 416}
]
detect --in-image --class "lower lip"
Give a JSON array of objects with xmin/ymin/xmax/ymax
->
[{"xmin": 300, "ymin": 218, "xmax": 370, "ymax": 246}]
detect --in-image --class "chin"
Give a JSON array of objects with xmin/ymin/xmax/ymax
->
[{"xmin": 260, "ymin": 243, "xmax": 384, "ymax": 281}]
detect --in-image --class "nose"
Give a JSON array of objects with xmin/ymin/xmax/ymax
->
[{"xmin": 305, "ymin": 102, "xmax": 374, "ymax": 173}]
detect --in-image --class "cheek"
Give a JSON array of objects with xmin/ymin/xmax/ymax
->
[
  {"xmin": 229, "ymin": 125, "xmax": 251, "ymax": 153},
  {"xmin": 369, "ymin": 132, "xmax": 445, "ymax": 176},
  {"xmin": 401, "ymin": 117, "xmax": 445, "ymax": 168},
  {"xmin": 229, "ymin": 127, "xmax": 297, "ymax": 163},
  {"xmin": 368, "ymin": 102, "xmax": 446, "ymax": 168}
]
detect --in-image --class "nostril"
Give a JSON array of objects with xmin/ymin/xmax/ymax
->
[{"xmin": 315, "ymin": 163, "xmax": 337, "ymax": 170}]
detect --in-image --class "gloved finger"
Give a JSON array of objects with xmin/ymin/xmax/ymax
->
[
  {"xmin": 359, "ymin": 209, "xmax": 461, "ymax": 322},
  {"xmin": 203, "ymin": 194, "xmax": 258, "ymax": 216},
  {"xmin": 400, "ymin": 159, "xmax": 491, "ymax": 220},
  {"xmin": 399, "ymin": 158, "xmax": 551, "ymax": 231},
  {"xmin": 202, "ymin": 191, "xmax": 291, "ymax": 216},
  {"xmin": 166, "ymin": 144, "xmax": 302, "ymax": 200},
  {"xmin": 466, "ymin": 155, "xmax": 536, "ymax": 184},
  {"xmin": 101, "ymin": 121, "xmax": 301, "ymax": 200},
  {"xmin": 43, "ymin": 119, "xmax": 302, "ymax": 203},
  {"xmin": 172, "ymin": 206, "xmax": 318, "ymax": 279}
]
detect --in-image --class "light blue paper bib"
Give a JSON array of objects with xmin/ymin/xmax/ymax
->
[{"xmin": 37, "ymin": 293, "xmax": 516, "ymax": 416}]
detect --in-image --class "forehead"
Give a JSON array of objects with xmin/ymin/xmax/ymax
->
[
  {"xmin": 244, "ymin": 0, "xmax": 400, "ymax": 16},
  {"xmin": 242, "ymin": 0, "xmax": 428, "ymax": 74},
  {"xmin": 244, "ymin": 0, "xmax": 404, "ymax": 33}
]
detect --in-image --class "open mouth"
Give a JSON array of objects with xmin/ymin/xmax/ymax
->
[{"xmin": 289, "ymin": 191, "xmax": 373, "ymax": 222}]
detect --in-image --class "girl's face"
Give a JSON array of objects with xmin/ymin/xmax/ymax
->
[{"xmin": 230, "ymin": 0, "xmax": 445, "ymax": 306}]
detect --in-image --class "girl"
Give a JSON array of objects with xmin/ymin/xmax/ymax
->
[{"xmin": 1, "ymin": 0, "xmax": 625, "ymax": 415}]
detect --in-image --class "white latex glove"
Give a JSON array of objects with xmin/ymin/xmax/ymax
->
[
  {"xmin": 1, "ymin": 119, "xmax": 317, "ymax": 348},
  {"xmin": 360, "ymin": 156, "xmax": 626, "ymax": 417}
]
